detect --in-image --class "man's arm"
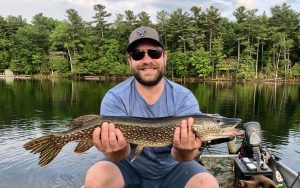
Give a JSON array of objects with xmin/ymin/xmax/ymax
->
[
  {"xmin": 93, "ymin": 122, "xmax": 130, "ymax": 160},
  {"xmin": 172, "ymin": 118, "xmax": 202, "ymax": 161},
  {"xmin": 93, "ymin": 91, "xmax": 131, "ymax": 160}
]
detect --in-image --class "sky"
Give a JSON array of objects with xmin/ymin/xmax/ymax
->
[{"xmin": 0, "ymin": 0, "xmax": 299, "ymax": 23}]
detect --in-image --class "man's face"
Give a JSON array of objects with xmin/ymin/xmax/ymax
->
[{"xmin": 128, "ymin": 40, "xmax": 167, "ymax": 87}]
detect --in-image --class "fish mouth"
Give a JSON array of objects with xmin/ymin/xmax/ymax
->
[
  {"xmin": 192, "ymin": 116, "xmax": 244, "ymax": 141},
  {"xmin": 204, "ymin": 114, "xmax": 241, "ymax": 128},
  {"xmin": 221, "ymin": 118, "xmax": 242, "ymax": 128},
  {"xmin": 220, "ymin": 118, "xmax": 244, "ymax": 137}
]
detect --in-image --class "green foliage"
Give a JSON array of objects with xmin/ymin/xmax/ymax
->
[
  {"xmin": 98, "ymin": 38, "xmax": 127, "ymax": 76},
  {"xmin": 237, "ymin": 54, "xmax": 256, "ymax": 78},
  {"xmin": 168, "ymin": 51, "xmax": 191, "ymax": 78},
  {"xmin": 190, "ymin": 48, "xmax": 212, "ymax": 77},
  {"xmin": 288, "ymin": 63, "xmax": 300, "ymax": 78},
  {"xmin": 220, "ymin": 18, "xmax": 237, "ymax": 57},
  {"xmin": 262, "ymin": 62, "xmax": 276, "ymax": 78},
  {"xmin": 211, "ymin": 37, "xmax": 226, "ymax": 69},
  {"xmin": 49, "ymin": 22, "xmax": 70, "ymax": 50},
  {"xmin": 216, "ymin": 58, "xmax": 238, "ymax": 72},
  {"xmin": 92, "ymin": 4, "xmax": 112, "ymax": 38},
  {"xmin": 49, "ymin": 55, "xmax": 70, "ymax": 75},
  {"xmin": 32, "ymin": 52, "xmax": 47, "ymax": 73},
  {"xmin": 0, "ymin": 50, "xmax": 9, "ymax": 71},
  {"xmin": 167, "ymin": 9, "xmax": 191, "ymax": 51},
  {"xmin": 0, "ymin": 3, "xmax": 299, "ymax": 79}
]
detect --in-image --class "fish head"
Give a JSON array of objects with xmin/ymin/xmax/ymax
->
[{"xmin": 192, "ymin": 114, "xmax": 243, "ymax": 141}]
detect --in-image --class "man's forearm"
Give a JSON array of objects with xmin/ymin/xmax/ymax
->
[
  {"xmin": 171, "ymin": 147, "xmax": 199, "ymax": 162},
  {"xmin": 103, "ymin": 144, "xmax": 131, "ymax": 161}
]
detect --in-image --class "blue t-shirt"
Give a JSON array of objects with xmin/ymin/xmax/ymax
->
[{"xmin": 100, "ymin": 76, "xmax": 201, "ymax": 179}]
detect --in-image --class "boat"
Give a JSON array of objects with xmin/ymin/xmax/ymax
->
[{"xmin": 197, "ymin": 122, "xmax": 300, "ymax": 188}]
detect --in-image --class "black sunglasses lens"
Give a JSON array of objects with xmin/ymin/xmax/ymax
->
[
  {"xmin": 131, "ymin": 51, "xmax": 145, "ymax": 60},
  {"xmin": 130, "ymin": 49, "xmax": 163, "ymax": 60},
  {"xmin": 148, "ymin": 50, "xmax": 163, "ymax": 59}
]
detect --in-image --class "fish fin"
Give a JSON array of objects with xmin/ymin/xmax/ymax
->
[
  {"xmin": 39, "ymin": 146, "xmax": 62, "ymax": 166},
  {"xmin": 131, "ymin": 145, "xmax": 144, "ymax": 162},
  {"xmin": 23, "ymin": 135, "xmax": 64, "ymax": 166},
  {"xmin": 74, "ymin": 139, "xmax": 94, "ymax": 153},
  {"xmin": 66, "ymin": 115, "xmax": 99, "ymax": 129}
]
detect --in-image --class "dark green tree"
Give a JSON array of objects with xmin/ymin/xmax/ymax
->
[
  {"xmin": 156, "ymin": 10, "xmax": 170, "ymax": 49},
  {"xmin": 190, "ymin": 6, "xmax": 205, "ymax": 50},
  {"xmin": 137, "ymin": 11, "xmax": 152, "ymax": 26},
  {"xmin": 65, "ymin": 9, "xmax": 86, "ymax": 74},
  {"xmin": 168, "ymin": 9, "xmax": 191, "ymax": 52},
  {"xmin": 92, "ymin": 4, "xmax": 111, "ymax": 38},
  {"xmin": 190, "ymin": 48, "xmax": 212, "ymax": 78},
  {"xmin": 269, "ymin": 3, "xmax": 300, "ymax": 77}
]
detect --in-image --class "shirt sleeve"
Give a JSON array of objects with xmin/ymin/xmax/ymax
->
[
  {"xmin": 175, "ymin": 91, "xmax": 201, "ymax": 116},
  {"xmin": 100, "ymin": 91, "xmax": 128, "ymax": 116}
]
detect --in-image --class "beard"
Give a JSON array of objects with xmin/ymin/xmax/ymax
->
[{"xmin": 132, "ymin": 64, "xmax": 165, "ymax": 87}]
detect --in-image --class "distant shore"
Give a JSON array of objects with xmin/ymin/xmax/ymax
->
[{"xmin": 0, "ymin": 74, "xmax": 299, "ymax": 83}]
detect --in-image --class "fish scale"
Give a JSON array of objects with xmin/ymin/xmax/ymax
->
[{"xmin": 24, "ymin": 114, "xmax": 242, "ymax": 166}]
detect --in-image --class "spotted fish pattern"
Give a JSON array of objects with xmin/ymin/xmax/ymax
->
[{"xmin": 23, "ymin": 114, "xmax": 242, "ymax": 166}]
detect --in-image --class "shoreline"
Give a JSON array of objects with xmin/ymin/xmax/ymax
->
[{"xmin": 0, "ymin": 75, "xmax": 299, "ymax": 83}]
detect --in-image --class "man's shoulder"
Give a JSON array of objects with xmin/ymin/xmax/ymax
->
[
  {"xmin": 164, "ymin": 78, "xmax": 191, "ymax": 94},
  {"xmin": 109, "ymin": 77, "xmax": 135, "ymax": 95}
]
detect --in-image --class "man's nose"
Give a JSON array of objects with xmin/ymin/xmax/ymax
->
[
  {"xmin": 141, "ymin": 52, "xmax": 153, "ymax": 63},
  {"xmin": 141, "ymin": 52, "xmax": 152, "ymax": 61}
]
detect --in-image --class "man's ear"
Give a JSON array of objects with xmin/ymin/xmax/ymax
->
[
  {"xmin": 163, "ymin": 51, "xmax": 168, "ymax": 65},
  {"xmin": 127, "ymin": 55, "xmax": 132, "ymax": 65}
]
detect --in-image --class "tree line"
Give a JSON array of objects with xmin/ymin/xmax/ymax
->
[{"xmin": 0, "ymin": 3, "xmax": 299, "ymax": 79}]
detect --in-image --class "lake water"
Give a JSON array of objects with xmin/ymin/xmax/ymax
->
[{"xmin": 0, "ymin": 78, "xmax": 299, "ymax": 188}]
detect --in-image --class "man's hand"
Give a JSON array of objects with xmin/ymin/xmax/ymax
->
[
  {"xmin": 172, "ymin": 117, "xmax": 202, "ymax": 161},
  {"xmin": 93, "ymin": 122, "xmax": 130, "ymax": 160}
]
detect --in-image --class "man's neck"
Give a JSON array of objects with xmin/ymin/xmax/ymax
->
[{"xmin": 135, "ymin": 79, "xmax": 165, "ymax": 105}]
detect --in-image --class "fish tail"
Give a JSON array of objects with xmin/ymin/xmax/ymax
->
[{"xmin": 23, "ymin": 135, "xmax": 64, "ymax": 166}]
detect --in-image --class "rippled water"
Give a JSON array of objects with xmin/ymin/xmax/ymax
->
[
  {"xmin": 0, "ymin": 119, "xmax": 103, "ymax": 188},
  {"xmin": 267, "ymin": 129, "xmax": 300, "ymax": 171},
  {"xmin": 0, "ymin": 79, "xmax": 299, "ymax": 187}
]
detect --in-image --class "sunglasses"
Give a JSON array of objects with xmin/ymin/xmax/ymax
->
[{"xmin": 129, "ymin": 49, "xmax": 163, "ymax": 61}]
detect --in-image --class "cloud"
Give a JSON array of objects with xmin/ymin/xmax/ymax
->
[
  {"xmin": 236, "ymin": 0, "xmax": 257, "ymax": 10},
  {"xmin": 95, "ymin": 0, "xmax": 238, "ymax": 22},
  {"xmin": 0, "ymin": 0, "xmax": 299, "ymax": 22},
  {"xmin": 66, "ymin": 0, "xmax": 95, "ymax": 8}
]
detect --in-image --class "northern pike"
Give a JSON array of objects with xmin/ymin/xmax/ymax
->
[{"xmin": 24, "ymin": 114, "xmax": 243, "ymax": 166}]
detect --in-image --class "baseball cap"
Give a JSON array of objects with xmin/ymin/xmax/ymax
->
[{"xmin": 126, "ymin": 26, "xmax": 163, "ymax": 52}]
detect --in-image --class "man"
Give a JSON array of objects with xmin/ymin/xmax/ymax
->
[{"xmin": 84, "ymin": 26, "xmax": 219, "ymax": 188}]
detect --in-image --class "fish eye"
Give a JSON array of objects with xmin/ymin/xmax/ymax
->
[{"xmin": 214, "ymin": 118, "xmax": 221, "ymax": 124}]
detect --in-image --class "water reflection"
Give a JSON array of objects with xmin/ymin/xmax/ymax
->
[
  {"xmin": 0, "ymin": 79, "xmax": 299, "ymax": 187},
  {"xmin": 0, "ymin": 118, "xmax": 103, "ymax": 188},
  {"xmin": 4, "ymin": 77, "xmax": 14, "ymax": 85}
]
